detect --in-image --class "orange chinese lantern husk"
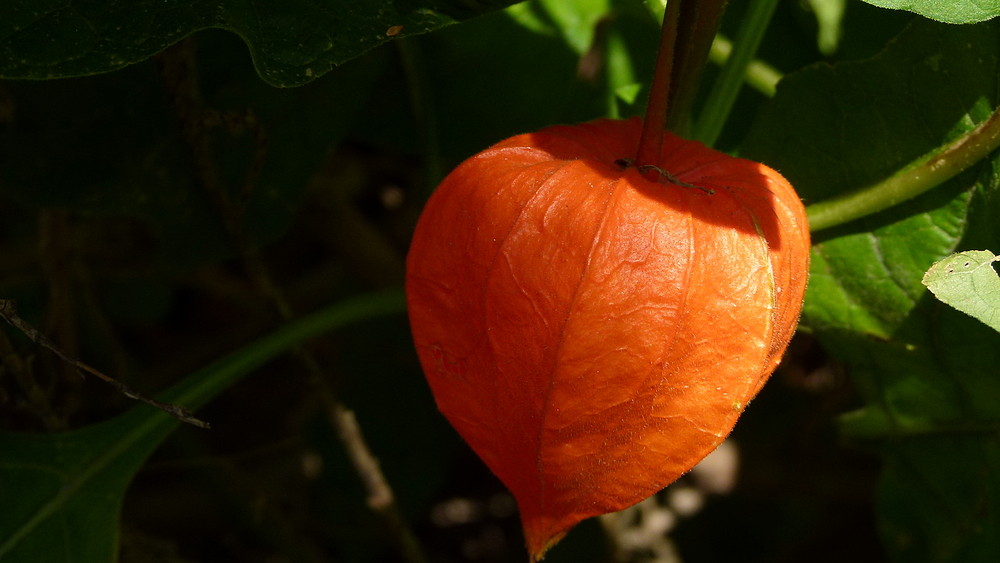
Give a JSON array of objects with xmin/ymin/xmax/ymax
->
[{"xmin": 406, "ymin": 117, "xmax": 810, "ymax": 560}]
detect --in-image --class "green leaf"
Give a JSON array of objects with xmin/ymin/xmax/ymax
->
[
  {"xmin": 745, "ymin": 18, "xmax": 999, "ymax": 335},
  {"xmin": 742, "ymin": 18, "xmax": 1000, "ymax": 563},
  {"xmin": 0, "ymin": 289, "xmax": 406, "ymax": 563},
  {"xmin": 0, "ymin": 0, "xmax": 521, "ymax": 87},
  {"xmin": 877, "ymin": 435, "xmax": 1000, "ymax": 561},
  {"xmin": 923, "ymin": 250, "xmax": 1000, "ymax": 333},
  {"xmin": 506, "ymin": 0, "xmax": 611, "ymax": 55},
  {"xmin": 744, "ymin": 18, "xmax": 999, "ymax": 211},
  {"xmin": 862, "ymin": 0, "xmax": 1000, "ymax": 24},
  {"xmin": 816, "ymin": 292, "xmax": 1000, "ymax": 562}
]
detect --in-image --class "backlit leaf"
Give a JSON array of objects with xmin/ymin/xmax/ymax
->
[
  {"xmin": 862, "ymin": 0, "xmax": 1000, "ymax": 24},
  {"xmin": 922, "ymin": 250, "xmax": 1000, "ymax": 333}
]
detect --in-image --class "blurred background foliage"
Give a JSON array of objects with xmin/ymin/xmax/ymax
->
[{"xmin": 2, "ymin": 1, "xmax": 998, "ymax": 562}]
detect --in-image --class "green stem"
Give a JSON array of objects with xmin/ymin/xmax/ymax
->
[
  {"xmin": 708, "ymin": 34, "xmax": 782, "ymax": 98},
  {"xmin": 807, "ymin": 106, "xmax": 1000, "ymax": 232},
  {"xmin": 161, "ymin": 289, "xmax": 407, "ymax": 409},
  {"xmin": 693, "ymin": 0, "xmax": 780, "ymax": 147}
]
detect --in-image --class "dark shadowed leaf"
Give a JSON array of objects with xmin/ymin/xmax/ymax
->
[{"xmin": 0, "ymin": 0, "xmax": 521, "ymax": 87}]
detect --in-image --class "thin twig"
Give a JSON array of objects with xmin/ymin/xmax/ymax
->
[
  {"xmin": 0, "ymin": 299, "xmax": 210, "ymax": 428},
  {"xmin": 0, "ymin": 323, "xmax": 65, "ymax": 430}
]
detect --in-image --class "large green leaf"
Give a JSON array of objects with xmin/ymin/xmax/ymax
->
[
  {"xmin": 742, "ymin": 18, "xmax": 1000, "ymax": 563},
  {"xmin": 0, "ymin": 289, "xmax": 406, "ymax": 563},
  {"xmin": 0, "ymin": 0, "xmax": 520, "ymax": 87},
  {"xmin": 863, "ymin": 0, "xmax": 1000, "ymax": 24}
]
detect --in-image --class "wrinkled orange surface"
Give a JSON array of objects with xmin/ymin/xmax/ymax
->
[{"xmin": 406, "ymin": 117, "xmax": 810, "ymax": 560}]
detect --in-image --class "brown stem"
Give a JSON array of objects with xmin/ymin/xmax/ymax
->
[
  {"xmin": 668, "ymin": 0, "xmax": 729, "ymax": 136},
  {"xmin": 636, "ymin": 0, "xmax": 683, "ymax": 167}
]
